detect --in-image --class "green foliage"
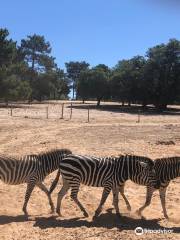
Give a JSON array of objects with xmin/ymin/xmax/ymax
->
[
  {"xmin": 112, "ymin": 56, "xmax": 146, "ymax": 104},
  {"xmin": 32, "ymin": 69, "xmax": 70, "ymax": 101},
  {"xmin": 2, "ymin": 74, "xmax": 32, "ymax": 101},
  {"xmin": 0, "ymin": 28, "xmax": 17, "ymax": 67},
  {"xmin": 0, "ymin": 29, "xmax": 70, "ymax": 102},
  {"xmin": 20, "ymin": 34, "xmax": 53, "ymax": 71},
  {"xmin": 144, "ymin": 39, "xmax": 180, "ymax": 109},
  {"xmin": 0, "ymin": 28, "xmax": 180, "ymax": 109},
  {"xmin": 65, "ymin": 61, "xmax": 89, "ymax": 99},
  {"xmin": 77, "ymin": 67, "xmax": 109, "ymax": 106}
]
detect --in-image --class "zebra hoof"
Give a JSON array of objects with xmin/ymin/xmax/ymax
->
[
  {"xmin": 50, "ymin": 209, "xmax": 55, "ymax": 214},
  {"xmin": 140, "ymin": 215, "xmax": 146, "ymax": 220},
  {"xmin": 136, "ymin": 210, "xmax": 141, "ymax": 216},
  {"xmin": 92, "ymin": 215, "xmax": 98, "ymax": 221},
  {"xmin": 50, "ymin": 207, "xmax": 55, "ymax": 214},
  {"xmin": 83, "ymin": 212, "xmax": 89, "ymax": 218},
  {"xmin": 92, "ymin": 211, "xmax": 100, "ymax": 221},
  {"xmin": 23, "ymin": 208, "xmax": 28, "ymax": 217},
  {"xmin": 127, "ymin": 206, "xmax": 131, "ymax": 211},
  {"xmin": 56, "ymin": 210, "xmax": 63, "ymax": 217}
]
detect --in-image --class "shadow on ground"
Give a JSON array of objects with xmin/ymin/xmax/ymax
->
[
  {"xmin": 68, "ymin": 104, "xmax": 180, "ymax": 116},
  {"xmin": 0, "ymin": 215, "xmax": 27, "ymax": 224},
  {"xmin": 0, "ymin": 212, "xmax": 179, "ymax": 233},
  {"xmin": 32, "ymin": 212, "xmax": 180, "ymax": 233}
]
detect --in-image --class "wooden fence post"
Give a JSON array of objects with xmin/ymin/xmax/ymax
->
[
  {"xmin": 46, "ymin": 106, "xmax": 49, "ymax": 119},
  {"xmin": 10, "ymin": 106, "xmax": 12, "ymax": 116},
  {"xmin": 88, "ymin": 106, "xmax": 90, "ymax": 122},
  {"xmin": 137, "ymin": 109, "xmax": 140, "ymax": 123},
  {"xmin": 60, "ymin": 103, "xmax": 64, "ymax": 119},
  {"xmin": 70, "ymin": 102, "xmax": 72, "ymax": 119}
]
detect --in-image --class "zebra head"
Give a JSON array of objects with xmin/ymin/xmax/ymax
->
[{"xmin": 130, "ymin": 156, "xmax": 160, "ymax": 189}]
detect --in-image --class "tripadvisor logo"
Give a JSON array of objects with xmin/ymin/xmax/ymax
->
[
  {"xmin": 134, "ymin": 227, "xmax": 173, "ymax": 235},
  {"xmin": 134, "ymin": 227, "xmax": 144, "ymax": 235}
]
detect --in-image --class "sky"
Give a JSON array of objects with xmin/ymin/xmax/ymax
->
[{"xmin": 1, "ymin": 0, "xmax": 180, "ymax": 69}]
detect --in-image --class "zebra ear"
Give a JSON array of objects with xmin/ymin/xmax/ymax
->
[{"xmin": 139, "ymin": 161, "xmax": 149, "ymax": 168}]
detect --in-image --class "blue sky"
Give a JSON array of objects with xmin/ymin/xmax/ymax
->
[{"xmin": 1, "ymin": 0, "xmax": 180, "ymax": 69}]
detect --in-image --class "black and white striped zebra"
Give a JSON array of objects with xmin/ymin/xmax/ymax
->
[
  {"xmin": 0, "ymin": 148, "xmax": 71, "ymax": 216},
  {"xmin": 51, "ymin": 154, "xmax": 159, "ymax": 219},
  {"xmin": 115, "ymin": 157, "xmax": 180, "ymax": 219},
  {"xmin": 137, "ymin": 156, "xmax": 180, "ymax": 218}
]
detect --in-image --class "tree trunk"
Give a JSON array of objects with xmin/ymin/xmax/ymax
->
[
  {"xmin": 142, "ymin": 101, "xmax": 148, "ymax": 110},
  {"xmin": 97, "ymin": 98, "xmax": 101, "ymax": 106},
  {"xmin": 72, "ymin": 81, "xmax": 75, "ymax": 99}
]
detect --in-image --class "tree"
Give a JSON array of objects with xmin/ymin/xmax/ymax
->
[
  {"xmin": 20, "ymin": 34, "xmax": 54, "ymax": 71},
  {"xmin": 146, "ymin": 39, "xmax": 180, "ymax": 110},
  {"xmin": 2, "ymin": 74, "xmax": 32, "ymax": 101},
  {"xmin": 32, "ymin": 69, "xmax": 70, "ymax": 101},
  {"xmin": 20, "ymin": 34, "xmax": 59, "ymax": 101},
  {"xmin": 111, "ymin": 56, "xmax": 146, "ymax": 105},
  {"xmin": 53, "ymin": 69, "xmax": 70, "ymax": 99},
  {"xmin": 65, "ymin": 61, "xmax": 89, "ymax": 99},
  {"xmin": 77, "ymin": 68, "xmax": 108, "ymax": 106},
  {"xmin": 77, "ymin": 70, "xmax": 91, "ymax": 103},
  {"xmin": 0, "ymin": 28, "xmax": 32, "ymax": 102},
  {"xmin": 0, "ymin": 28, "xmax": 17, "ymax": 67}
]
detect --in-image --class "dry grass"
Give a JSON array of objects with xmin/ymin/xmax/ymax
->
[{"xmin": 0, "ymin": 101, "xmax": 180, "ymax": 240}]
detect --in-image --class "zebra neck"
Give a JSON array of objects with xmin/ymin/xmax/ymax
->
[
  {"xmin": 40, "ymin": 154, "xmax": 60, "ymax": 174},
  {"xmin": 117, "ymin": 157, "xmax": 129, "ymax": 183},
  {"xmin": 126, "ymin": 156, "xmax": 139, "ymax": 182},
  {"xmin": 157, "ymin": 161, "xmax": 180, "ymax": 182}
]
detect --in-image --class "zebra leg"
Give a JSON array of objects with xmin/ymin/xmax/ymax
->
[
  {"xmin": 112, "ymin": 187, "xmax": 121, "ymax": 217},
  {"xmin": 56, "ymin": 179, "xmax": 69, "ymax": 216},
  {"xmin": 70, "ymin": 184, "xmax": 89, "ymax": 217},
  {"xmin": 36, "ymin": 182, "xmax": 55, "ymax": 213},
  {"xmin": 22, "ymin": 180, "xmax": 37, "ymax": 216},
  {"xmin": 119, "ymin": 185, "xmax": 131, "ymax": 211},
  {"xmin": 93, "ymin": 187, "xmax": 111, "ymax": 219},
  {"xmin": 137, "ymin": 186, "xmax": 154, "ymax": 216},
  {"xmin": 49, "ymin": 169, "xmax": 61, "ymax": 195},
  {"xmin": 159, "ymin": 187, "xmax": 168, "ymax": 219}
]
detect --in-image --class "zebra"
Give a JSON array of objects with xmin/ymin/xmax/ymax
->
[
  {"xmin": 50, "ymin": 154, "xmax": 160, "ymax": 219},
  {"xmin": 137, "ymin": 156, "xmax": 180, "ymax": 219},
  {"xmin": 0, "ymin": 148, "xmax": 72, "ymax": 217},
  {"xmin": 115, "ymin": 157, "xmax": 180, "ymax": 219}
]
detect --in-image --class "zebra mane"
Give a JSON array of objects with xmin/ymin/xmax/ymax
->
[
  {"xmin": 37, "ymin": 148, "xmax": 72, "ymax": 157},
  {"xmin": 123, "ymin": 155, "xmax": 155, "ymax": 167},
  {"xmin": 0, "ymin": 148, "xmax": 71, "ymax": 161},
  {"xmin": 86, "ymin": 154, "xmax": 154, "ymax": 167},
  {"xmin": 154, "ymin": 157, "xmax": 180, "ymax": 163}
]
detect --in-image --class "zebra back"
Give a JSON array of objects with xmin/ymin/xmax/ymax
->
[
  {"xmin": 0, "ymin": 148, "xmax": 72, "ymax": 185},
  {"xmin": 0, "ymin": 154, "xmax": 37, "ymax": 184},
  {"xmin": 59, "ymin": 154, "xmax": 158, "ymax": 188}
]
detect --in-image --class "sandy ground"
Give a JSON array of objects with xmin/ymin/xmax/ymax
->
[{"xmin": 0, "ymin": 102, "xmax": 180, "ymax": 240}]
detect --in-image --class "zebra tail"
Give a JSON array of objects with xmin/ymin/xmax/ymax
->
[{"xmin": 49, "ymin": 169, "xmax": 61, "ymax": 194}]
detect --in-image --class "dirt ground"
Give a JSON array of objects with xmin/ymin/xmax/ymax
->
[{"xmin": 0, "ymin": 101, "xmax": 180, "ymax": 240}]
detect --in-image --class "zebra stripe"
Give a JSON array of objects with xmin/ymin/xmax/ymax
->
[
  {"xmin": 0, "ymin": 148, "xmax": 72, "ymax": 216},
  {"xmin": 116, "ymin": 157, "xmax": 179, "ymax": 219},
  {"xmin": 137, "ymin": 156, "xmax": 180, "ymax": 218},
  {"xmin": 54, "ymin": 154, "xmax": 159, "ymax": 218}
]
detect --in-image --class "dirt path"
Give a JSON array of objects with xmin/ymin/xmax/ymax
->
[{"xmin": 0, "ymin": 104, "xmax": 180, "ymax": 239}]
